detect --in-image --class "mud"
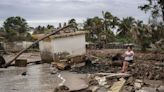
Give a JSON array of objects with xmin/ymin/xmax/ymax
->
[
  {"xmin": 0, "ymin": 64, "xmax": 88, "ymax": 92},
  {"xmin": 1, "ymin": 50, "xmax": 164, "ymax": 92},
  {"xmin": 0, "ymin": 64, "xmax": 61, "ymax": 92},
  {"xmin": 70, "ymin": 63, "xmax": 121, "ymax": 74}
]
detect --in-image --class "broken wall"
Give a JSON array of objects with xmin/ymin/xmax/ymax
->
[
  {"xmin": 51, "ymin": 34, "xmax": 86, "ymax": 56},
  {"xmin": 39, "ymin": 33, "xmax": 86, "ymax": 63},
  {"xmin": 39, "ymin": 40, "xmax": 53, "ymax": 63}
]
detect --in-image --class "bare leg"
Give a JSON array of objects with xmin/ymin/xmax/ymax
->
[
  {"xmin": 124, "ymin": 62, "xmax": 129, "ymax": 72},
  {"xmin": 121, "ymin": 61, "xmax": 126, "ymax": 73}
]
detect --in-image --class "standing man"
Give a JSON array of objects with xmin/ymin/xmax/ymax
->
[{"xmin": 121, "ymin": 46, "xmax": 134, "ymax": 73}]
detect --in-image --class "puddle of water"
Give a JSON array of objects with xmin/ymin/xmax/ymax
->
[
  {"xmin": 0, "ymin": 63, "xmax": 88, "ymax": 92},
  {"xmin": 0, "ymin": 64, "xmax": 60, "ymax": 92}
]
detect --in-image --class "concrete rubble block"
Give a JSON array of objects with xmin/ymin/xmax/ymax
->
[
  {"xmin": 51, "ymin": 62, "xmax": 71, "ymax": 70},
  {"xmin": 95, "ymin": 76, "xmax": 107, "ymax": 86},
  {"xmin": 0, "ymin": 55, "xmax": 6, "ymax": 67},
  {"xmin": 134, "ymin": 82, "xmax": 142, "ymax": 90},
  {"xmin": 53, "ymin": 85, "xmax": 69, "ymax": 92},
  {"xmin": 97, "ymin": 87, "xmax": 108, "ymax": 92},
  {"xmin": 136, "ymin": 87, "xmax": 157, "ymax": 92},
  {"xmin": 144, "ymin": 79, "xmax": 162, "ymax": 88},
  {"xmin": 134, "ymin": 79, "xmax": 144, "ymax": 90},
  {"xmin": 122, "ymin": 86, "xmax": 133, "ymax": 92},
  {"xmin": 60, "ymin": 72, "xmax": 88, "ymax": 91},
  {"xmin": 126, "ymin": 77, "xmax": 134, "ymax": 86},
  {"xmin": 50, "ymin": 63, "xmax": 58, "ymax": 74},
  {"xmin": 155, "ymin": 62, "xmax": 164, "ymax": 67},
  {"xmin": 135, "ymin": 79, "xmax": 143, "ymax": 83},
  {"xmin": 108, "ymin": 78, "xmax": 126, "ymax": 92},
  {"xmin": 40, "ymin": 51, "xmax": 53, "ymax": 63},
  {"xmin": 89, "ymin": 86, "xmax": 99, "ymax": 92},
  {"xmin": 157, "ymin": 85, "xmax": 164, "ymax": 92},
  {"xmin": 67, "ymin": 55, "xmax": 85, "ymax": 64},
  {"xmin": 15, "ymin": 59, "xmax": 27, "ymax": 67}
]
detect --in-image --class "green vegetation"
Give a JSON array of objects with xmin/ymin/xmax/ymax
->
[
  {"xmin": 0, "ymin": 1, "xmax": 164, "ymax": 51},
  {"xmin": 2, "ymin": 16, "xmax": 32, "ymax": 41},
  {"xmin": 139, "ymin": 0, "xmax": 164, "ymax": 21}
]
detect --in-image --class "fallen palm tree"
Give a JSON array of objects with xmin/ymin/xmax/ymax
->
[{"xmin": 3, "ymin": 25, "xmax": 71, "ymax": 68}]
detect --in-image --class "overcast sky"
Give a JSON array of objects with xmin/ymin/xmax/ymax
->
[{"xmin": 0, "ymin": 0, "xmax": 150, "ymax": 27}]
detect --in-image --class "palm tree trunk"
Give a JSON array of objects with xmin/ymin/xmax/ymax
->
[{"xmin": 162, "ymin": 7, "xmax": 164, "ymax": 21}]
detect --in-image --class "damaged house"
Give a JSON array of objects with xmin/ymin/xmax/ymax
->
[{"xmin": 37, "ymin": 29, "xmax": 87, "ymax": 63}]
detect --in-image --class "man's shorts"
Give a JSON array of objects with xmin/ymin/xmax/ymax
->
[{"xmin": 125, "ymin": 60, "xmax": 133, "ymax": 64}]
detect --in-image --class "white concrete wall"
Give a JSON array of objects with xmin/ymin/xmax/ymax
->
[
  {"xmin": 51, "ymin": 34, "xmax": 86, "ymax": 56},
  {"xmin": 39, "ymin": 41, "xmax": 53, "ymax": 62},
  {"xmin": 22, "ymin": 41, "xmax": 33, "ymax": 49},
  {"xmin": 39, "ymin": 41, "xmax": 52, "ymax": 53},
  {"xmin": 39, "ymin": 34, "xmax": 86, "ymax": 62}
]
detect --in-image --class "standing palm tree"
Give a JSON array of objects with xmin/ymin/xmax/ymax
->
[
  {"xmin": 102, "ymin": 11, "xmax": 119, "ymax": 42},
  {"xmin": 102, "ymin": 11, "xmax": 120, "ymax": 30},
  {"xmin": 68, "ymin": 18, "xmax": 78, "ymax": 29},
  {"xmin": 84, "ymin": 17, "xmax": 104, "ymax": 42},
  {"xmin": 117, "ymin": 17, "xmax": 136, "ymax": 39},
  {"xmin": 84, "ymin": 17, "xmax": 103, "ymax": 35}
]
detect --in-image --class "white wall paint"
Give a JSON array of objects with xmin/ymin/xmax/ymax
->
[
  {"xmin": 39, "ymin": 41, "xmax": 52, "ymax": 53},
  {"xmin": 39, "ymin": 34, "xmax": 86, "ymax": 61},
  {"xmin": 39, "ymin": 41, "xmax": 54, "ymax": 62},
  {"xmin": 51, "ymin": 34, "xmax": 86, "ymax": 56},
  {"xmin": 22, "ymin": 41, "xmax": 33, "ymax": 49}
]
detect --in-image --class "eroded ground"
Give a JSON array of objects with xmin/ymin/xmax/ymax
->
[{"xmin": 0, "ymin": 49, "xmax": 164, "ymax": 92}]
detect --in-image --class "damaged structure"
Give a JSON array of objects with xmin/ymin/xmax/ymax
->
[{"xmin": 38, "ymin": 30, "xmax": 87, "ymax": 63}]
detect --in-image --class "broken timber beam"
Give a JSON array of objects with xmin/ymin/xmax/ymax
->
[
  {"xmin": 95, "ymin": 73, "xmax": 131, "ymax": 78},
  {"xmin": 109, "ymin": 78, "xmax": 126, "ymax": 92},
  {"xmin": 3, "ymin": 25, "xmax": 71, "ymax": 68}
]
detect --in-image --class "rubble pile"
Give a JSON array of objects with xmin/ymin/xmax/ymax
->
[
  {"xmin": 68, "ymin": 50, "xmax": 164, "ymax": 92},
  {"xmin": 129, "ymin": 60, "xmax": 164, "ymax": 80},
  {"xmin": 85, "ymin": 71, "xmax": 164, "ymax": 92},
  {"xmin": 70, "ymin": 62, "xmax": 120, "ymax": 74},
  {"xmin": 88, "ymin": 49, "xmax": 164, "ymax": 61},
  {"xmin": 135, "ymin": 52, "xmax": 164, "ymax": 61}
]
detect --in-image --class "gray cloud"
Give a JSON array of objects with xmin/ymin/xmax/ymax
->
[{"xmin": 0, "ymin": 0, "xmax": 150, "ymax": 27}]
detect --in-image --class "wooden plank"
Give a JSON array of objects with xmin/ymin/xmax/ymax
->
[
  {"xmin": 109, "ymin": 78, "xmax": 126, "ymax": 92},
  {"xmin": 95, "ymin": 73, "xmax": 131, "ymax": 78}
]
